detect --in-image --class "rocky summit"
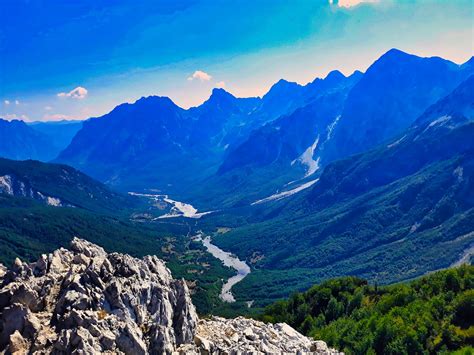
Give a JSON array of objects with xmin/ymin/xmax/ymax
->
[{"xmin": 0, "ymin": 238, "xmax": 341, "ymax": 354}]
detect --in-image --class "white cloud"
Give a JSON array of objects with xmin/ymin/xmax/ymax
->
[
  {"xmin": 42, "ymin": 113, "xmax": 74, "ymax": 121},
  {"xmin": 44, "ymin": 106, "xmax": 53, "ymax": 111},
  {"xmin": 57, "ymin": 86, "xmax": 88, "ymax": 99},
  {"xmin": 187, "ymin": 70, "xmax": 212, "ymax": 81},
  {"xmin": 329, "ymin": 0, "xmax": 379, "ymax": 8},
  {"xmin": 215, "ymin": 81, "xmax": 226, "ymax": 88},
  {"xmin": 15, "ymin": 100, "xmax": 20, "ymax": 105},
  {"xmin": 3, "ymin": 100, "xmax": 10, "ymax": 105}
]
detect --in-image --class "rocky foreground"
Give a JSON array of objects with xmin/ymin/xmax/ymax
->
[{"xmin": 0, "ymin": 238, "xmax": 342, "ymax": 354}]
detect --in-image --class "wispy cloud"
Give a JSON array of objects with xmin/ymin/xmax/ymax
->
[
  {"xmin": 3, "ymin": 100, "xmax": 10, "ymax": 105},
  {"xmin": 57, "ymin": 86, "xmax": 88, "ymax": 99},
  {"xmin": 329, "ymin": 0, "xmax": 379, "ymax": 8},
  {"xmin": 187, "ymin": 70, "xmax": 212, "ymax": 81},
  {"xmin": 44, "ymin": 106, "xmax": 53, "ymax": 111},
  {"xmin": 15, "ymin": 100, "xmax": 20, "ymax": 105},
  {"xmin": 215, "ymin": 81, "xmax": 226, "ymax": 88}
]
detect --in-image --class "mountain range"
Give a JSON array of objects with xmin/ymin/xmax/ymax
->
[
  {"xmin": 52, "ymin": 49, "xmax": 473, "ymax": 209},
  {"xmin": 1, "ymin": 48, "xmax": 473, "ymax": 310},
  {"xmin": 210, "ymin": 74, "xmax": 474, "ymax": 304}
]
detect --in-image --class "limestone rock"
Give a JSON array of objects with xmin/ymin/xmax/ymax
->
[
  {"xmin": 0, "ymin": 238, "xmax": 197, "ymax": 354},
  {"xmin": 177, "ymin": 316, "xmax": 343, "ymax": 354}
]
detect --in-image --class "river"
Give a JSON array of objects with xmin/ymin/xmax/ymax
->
[
  {"xmin": 130, "ymin": 192, "xmax": 251, "ymax": 302},
  {"xmin": 195, "ymin": 234, "xmax": 251, "ymax": 303},
  {"xmin": 128, "ymin": 192, "xmax": 213, "ymax": 218}
]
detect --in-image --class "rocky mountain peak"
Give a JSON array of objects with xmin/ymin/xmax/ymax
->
[
  {"xmin": 0, "ymin": 237, "xmax": 197, "ymax": 354},
  {"xmin": 0, "ymin": 238, "xmax": 342, "ymax": 354}
]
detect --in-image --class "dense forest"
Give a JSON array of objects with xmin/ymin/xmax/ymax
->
[{"xmin": 261, "ymin": 265, "xmax": 474, "ymax": 354}]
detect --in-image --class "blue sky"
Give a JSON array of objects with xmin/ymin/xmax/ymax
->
[{"xmin": 0, "ymin": 0, "xmax": 472, "ymax": 122}]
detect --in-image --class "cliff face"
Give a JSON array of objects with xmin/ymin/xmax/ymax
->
[{"xmin": 0, "ymin": 238, "xmax": 341, "ymax": 354}]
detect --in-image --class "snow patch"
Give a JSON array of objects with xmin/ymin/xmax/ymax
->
[
  {"xmin": 252, "ymin": 179, "xmax": 319, "ymax": 205},
  {"xmin": 326, "ymin": 115, "xmax": 340, "ymax": 141},
  {"xmin": 292, "ymin": 135, "xmax": 320, "ymax": 177},
  {"xmin": 0, "ymin": 175, "xmax": 13, "ymax": 195},
  {"xmin": 428, "ymin": 115, "xmax": 451, "ymax": 128},
  {"xmin": 450, "ymin": 242, "xmax": 474, "ymax": 268},
  {"xmin": 453, "ymin": 166, "xmax": 464, "ymax": 182},
  {"xmin": 410, "ymin": 222, "xmax": 421, "ymax": 233},
  {"xmin": 387, "ymin": 134, "xmax": 407, "ymax": 148},
  {"xmin": 46, "ymin": 196, "xmax": 62, "ymax": 207}
]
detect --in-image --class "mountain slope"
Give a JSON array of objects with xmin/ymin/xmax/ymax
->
[
  {"xmin": 0, "ymin": 158, "xmax": 134, "ymax": 213},
  {"xmin": 324, "ymin": 49, "xmax": 473, "ymax": 162},
  {"xmin": 219, "ymin": 70, "xmax": 362, "ymax": 175},
  {"xmin": 208, "ymin": 77, "xmax": 474, "ymax": 304},
  {"xmin": 0, "ymin": 119, "xmax": 57, "ymax": 161},
  {"xmin": 187, "ymin": 70, "xmax": 362, "ymax": 208},
  {"xmin": 56, "ymin": 93, "xmax": 262, "ymax": 193},
  {"xmin": 199, "ymin": 50, "xmax": 473, "ymax": 208}
]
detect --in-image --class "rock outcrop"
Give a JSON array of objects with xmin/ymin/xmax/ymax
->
[
  {"xmin": 0, "ymin": 239, "xmax": 342, "ymax": 354},
  {"xmin": 0, "ymin": 238, "xmax": 197, "ymax": 354},
  {"xmin": 178, "ymin": 316, "xmax": 343, "ymax": 354},
  {"xmin": 0, "ymin": 174, "xmax": 64, "ymax": 207}
]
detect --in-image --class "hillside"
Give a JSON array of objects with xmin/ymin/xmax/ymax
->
[
  {"xmin": 0, "ymin": 158, "xmax": 135, "ymax": 214},
  {"xmin": 262, "ymin": 265, "xmax": 474, "ymax": 354},
  {"xmin": 206, "ymin": 76, "xmax": 474, "ymax": 305},
  {"xmin": 0, "ymin": 158, "xmax": 242, "ymax": 315}
]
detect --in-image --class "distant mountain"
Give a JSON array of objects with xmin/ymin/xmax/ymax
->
[
  {"xmin": 219, "ymin": 70, "xmax": 362, "ymax": 175},
  {"xmin": 190, "ymin": 70, "xmax": 362, "ymax": 207},
  {"xmin": 57, "ymin": 49, "xmax": 473, "ymax": 207},
  {"xmin": 201, "ymin": 50, "xmax": 473, "ymax": 207},
  {"xmin": 0, "ymin": 158, "xmax": 134, "ymax": 213},
  {"xmin": 309, "ymin": 74, "xmax": 474, "ymax": 208},
  {"xmin": 0, "ymin": 119, "xmax": 57, "ymax": 161},
  {"xmin": 324, "ymin": 49, "xmax": 473, "ymax": 162},
  {"xmin": 57, "ymin": 96, "xmax": 191, "ymax": 190},
  {"xmin": 210, "ymin": 77, "xmax": 474, "ymax": 304},
  {"xmin": 56, "ymin": 82, "xmax": 325, "ymax": 193},
  {"xmin": 28, "ymin": 120, "xmax": 83, "ymax": 154}
]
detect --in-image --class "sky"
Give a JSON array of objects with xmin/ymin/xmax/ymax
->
[{"xmin": 0, "ymin": 0, "xmax": 472, "ymax": 122}]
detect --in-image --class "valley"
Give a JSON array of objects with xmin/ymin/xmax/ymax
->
[{"xmin": 1, "ymin": 44, "xmax": 473, "ymax": 354}]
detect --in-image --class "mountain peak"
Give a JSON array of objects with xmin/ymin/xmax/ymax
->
[
  {"xmin": 210, "ymin": 87, "xmax": 236, "ymax": 100},
  {"xmin": 349, "ymin": 70, "xmax": 364, "ymax": 78},
  {"xmin": 373, "ymin": 48, "xmax": 418, "ymax": 67},
  {"xmin": 136, "ymin": 95, "xmax": 177, "ymax": 107},
  {"xmin": 264, "ymin": 79, "xmax": 302, "ymax": 99},
  {"xmin": 381, "ymin": 48, "xmax": 411, "ymax": 59},
  {"xmin": 324, "ymin": 70, "xmax": 346, "ymax": 81},
  {"xmin": 0, "ymin": 118, "xmax": 27, "ymax": 126}
]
